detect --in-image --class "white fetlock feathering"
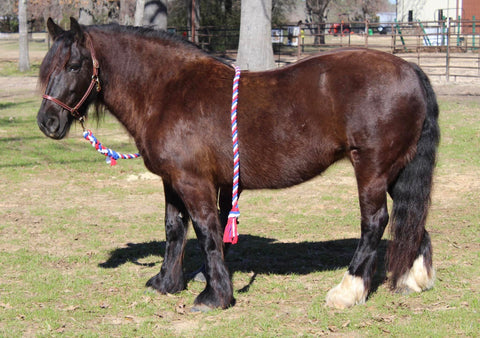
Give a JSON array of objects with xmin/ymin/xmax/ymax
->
[
  {"xmin": 326, "ymin": 271, "xmax": 367, "ymax": 309},
  {"xmin": 396, "ymin": 255, "xmax": 435, "ymax": 293}
]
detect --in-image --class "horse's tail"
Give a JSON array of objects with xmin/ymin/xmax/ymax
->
[{"xmin": 387, "ymin": 63, "xmax": 440, "ymax": 291}]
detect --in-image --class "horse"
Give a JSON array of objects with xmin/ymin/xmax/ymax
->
[{"xmin": 37, "ymin": 18, "xmax": 440, "ymax": 311}]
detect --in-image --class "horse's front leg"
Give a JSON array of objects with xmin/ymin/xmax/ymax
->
[
  {"xmin": 176, "ymin": 178, "xmax": 234, "ymax": 310},
  {"xmin": 190, "ymin": 186, "xmax": 234, "ymax": 282},
  {"xmin": 146, "ymin": 182, "xmax": 190, "ymax": 294}
]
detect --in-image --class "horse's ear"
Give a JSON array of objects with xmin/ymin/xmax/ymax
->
[
  {"xmin": 47, "ymin": 18, "xmax": 64, "ymax": 40},
  {"xmin": 70, "ymin": 17, "xmax": 84, "ymax": 44}
]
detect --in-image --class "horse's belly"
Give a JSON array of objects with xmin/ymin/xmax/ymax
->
[{"xmin": 240, "ymin": 149, "xmax": 341, "ymax": 190}]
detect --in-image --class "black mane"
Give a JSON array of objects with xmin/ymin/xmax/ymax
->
[{"xmin": 85, "ymin": 23, "xmax": 232, "ymax": 67}]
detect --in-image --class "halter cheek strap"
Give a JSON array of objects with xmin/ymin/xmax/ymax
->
[{"xmin": 42, "ymin": 36, "xmax": 101, "ymax": 121}]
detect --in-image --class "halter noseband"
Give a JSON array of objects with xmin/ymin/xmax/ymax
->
[{"xmin": 42, "ymin": 35, "xmax": 101, "ymax": 123}]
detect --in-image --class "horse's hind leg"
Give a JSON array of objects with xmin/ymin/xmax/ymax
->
[
  {"xmin": 146, "ymin": 182, "xmax": 190, "ymax": 294},
  {"xmin": 326, "ymin": 167, "xmax": 389, "ymax": 309}
]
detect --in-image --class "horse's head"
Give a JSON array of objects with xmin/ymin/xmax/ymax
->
[{"xmin": 37, "ymin": 17, "xmax": 100, "ymax": 139}]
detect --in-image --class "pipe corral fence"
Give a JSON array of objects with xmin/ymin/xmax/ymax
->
[
  {"xmin": 2, "ymin": 18, "xmax": 479, "ymax": 82},
  {"xmin": 174, "ymin": 18, "xmax": 480, "ymax": 82}
]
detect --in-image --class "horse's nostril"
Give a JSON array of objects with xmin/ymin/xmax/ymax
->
[{"xmin": 45, "ymin": 116, "xmax": 60, "ymax": 134}]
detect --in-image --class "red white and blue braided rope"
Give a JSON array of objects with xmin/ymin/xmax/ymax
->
[
  {"xmin": 223, "ymin": 65, "xmax": 241, "ymax": 244},
  {"xmin": 83, "ymin": 129, "xmax": 141, "ymax": 166}
]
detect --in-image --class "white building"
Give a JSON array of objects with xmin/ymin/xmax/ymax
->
[{"xmin": 396, "ymin": 0, "xmax": 463, "ymax": 22}]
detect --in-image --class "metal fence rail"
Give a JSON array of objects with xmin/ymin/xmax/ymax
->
[
  {"xmin": 268, "ymin": 19, "xmax": 480, "ymax": 82},
  {"xmin": 2, "ymin": 19, "xmax": 479, "ymax": 82},
  {"xmin": 171, "ymin": 19, "xmax": 479, "ymax": 82}
]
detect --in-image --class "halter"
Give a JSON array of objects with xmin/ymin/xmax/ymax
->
[{"xmin": 42, "ymin": 35, "xmax": 101, "ymax": 125}]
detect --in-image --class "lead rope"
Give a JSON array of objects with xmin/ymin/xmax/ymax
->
[
  {"xmin": 223, "ymin": 65, "xmax": 241, "ymax": 244},
  {"xmin": 81, "ymin": 119, "xmax": 141, "ymax": 166}
]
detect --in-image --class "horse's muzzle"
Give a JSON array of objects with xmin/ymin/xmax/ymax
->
[{"xmin": 37, "ymin": 113, "xmax": 69, "ymax": 140}]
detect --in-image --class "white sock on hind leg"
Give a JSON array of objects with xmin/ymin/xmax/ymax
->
[{"xmin": 397, "ymin": 255, "xmax": 435, "ymax": 292}]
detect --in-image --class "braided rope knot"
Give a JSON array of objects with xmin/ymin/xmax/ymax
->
[{"xmin": 83, "ymin": 129, "xmax": 141, "ymax": 166}]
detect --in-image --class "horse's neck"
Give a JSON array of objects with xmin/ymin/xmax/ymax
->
[{"xmin": 91, "ymin": 30, "xmax": 203, "ymax": 138}]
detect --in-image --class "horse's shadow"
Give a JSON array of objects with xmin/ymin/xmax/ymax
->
[{"xmin": 99, "ymin": 235, "xmax": 388, "ymax": 294}]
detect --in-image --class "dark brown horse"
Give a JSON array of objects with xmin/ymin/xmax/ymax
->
[{"xmin": 37, "ymin": 18, "xmax": 440, "ymax": 311}]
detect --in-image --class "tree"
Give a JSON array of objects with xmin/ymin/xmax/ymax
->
[
  {"xmin": 236, "ymin": 0, "xmax": 275, "ymax": 71},
  {"xmin": 135, "ymin": 0, "xmax": 167, "ymax": 29},
  {"xmin": 305, "ymin": 0, "xmax": 332, "ymax": 45},
  {"xmin": 134, "ymin": 0, "xmax": 146, "ymax": 25},
  {"xmin": 78, "ymin": 0, "xmax": 94, "ymax": 25},
  {"xmin": 18, "ymin": 0, "xmax": 30, "ymax": 72}
]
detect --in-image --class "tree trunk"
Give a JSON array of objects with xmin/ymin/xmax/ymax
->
[
  {"xmin": 120, "ymin": 0, "xmax": 131, "ymax": 25},
  {"xmin": 237, "ymin": 0, "xmax": 275, "ymax": 71},
  {"xmin": 143, "ymin": 0, "xmax": 168, "ymax": 30},
  {"xmin": 18, "ymin": 0, "xmax": 30, "ymax": 72},
  {"xmin": 134, "ymin": 0, "xmax": 146, "ymax": 26},
  {"xmin": 78, "ymin": 1, "xmax": 94, "ymax": 25}
]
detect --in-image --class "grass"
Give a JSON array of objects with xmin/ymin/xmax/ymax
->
[{"xmin": 1, "ymin": 71, "xmax": 480, "ymax": 335}]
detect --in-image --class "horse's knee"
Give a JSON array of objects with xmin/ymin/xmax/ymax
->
[{"xmin": 326, "ymin": 272, "xmax": 368, "ymax": 309}]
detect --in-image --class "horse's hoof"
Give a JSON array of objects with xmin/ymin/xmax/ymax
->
[
  {"xmin": 192, "ymin": 271, "xmax": 206, "ymax": 283},
  {"xmin": 190, "ymin": 304, "xmax": 214, "ymax": 313},
  {"xmin": 194, "ymin": 286, "xmax": 234, "ymax": 310},
  {"xmin": 394, "ymin": 286, "xmax": 414, "ymax": 295},
  {"xmin": 187, "ymin": 265, "xmax": 207, "ymax": 283},
  {"xmin": 394, "ymin": 256, "xmax": 435, "ymax": 293},
  {"xmin": 145, "ymin": 273, "xmax": 185, "ymax": 294},
  {"xmin": 325, "ymin": 272, "xmax": 367, "ymax": 309}
]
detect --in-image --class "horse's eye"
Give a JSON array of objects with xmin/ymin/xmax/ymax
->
[{"xmin": 68, "ymin": 64, "xmax": 81, "ymax": 72}]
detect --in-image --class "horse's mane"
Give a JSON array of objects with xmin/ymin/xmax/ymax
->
[
  {"xmin": 87, "ymin": 23, "xmax": 232, "ymax": 67},
  {"xmin": 90, "ymin": 23, "xmax": 202, "ymax": 51}
]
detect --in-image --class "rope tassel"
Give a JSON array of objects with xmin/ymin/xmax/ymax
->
[
  {"xmin": 224, "ymin": 65, "xmax": 241, "ymax": 244},
  {"xmin": 83, "ymin": 129, "xmax": 141, "ymax": 166}
]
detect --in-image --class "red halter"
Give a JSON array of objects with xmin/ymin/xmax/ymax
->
[{"xmin": 42, "ymin": 36, "xmax": 101, "ymax": 121}]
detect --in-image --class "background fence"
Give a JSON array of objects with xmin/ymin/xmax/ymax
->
[
  {"xmin": 2, "ymin": 18, "xmax": 479, "ymax": 82},
  {"xmin": 171, "ymin": 18, "xmax": 480, "ymax": 82}
]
